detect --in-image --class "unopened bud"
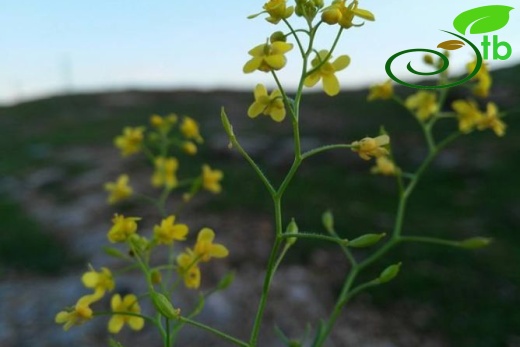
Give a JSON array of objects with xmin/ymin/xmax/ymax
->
[
  {"xmin": 286, "ymin": 218, "xmax": 299, "ymax": 245},
  {"xmin": 322, "ymin": 210, "xmax": 334, "ymax": 233},
  {"xmin": 151, "ymin": 270, "xmax": 162, "ymax": 284},
  {"xmin": 270, "ymin": 31, "xmax": 287, "ymax": 43},
  {"xmin": 378, "ymin": 262, "xmax": 402, "ymax": 283},
  {"xmin": 423, "ymin": 54, "xmax": 434, "ymax": 65},
  {"xmin": 348, "ymin": 233, "xmax": 386, "ymax": 248},
  {"xmin": 150, "ymin": 291, "xmax": 180, "ymax": 319},
  {"xmin": 217, "ymin": 271, "xmax": 235, "ymax": 290},
  {"xmin": 460, "ymin": 237, "xmax": 492, "ymax": 249}
]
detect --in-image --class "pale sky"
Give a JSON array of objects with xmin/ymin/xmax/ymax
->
[{"xmin": 1, "ymin": 0, "xmax": 519, "ymax": 105}]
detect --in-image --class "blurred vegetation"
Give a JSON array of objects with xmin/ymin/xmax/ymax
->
[{"xmin": 0, "ymin": 64, "xmax": 519, "ymax": 345}]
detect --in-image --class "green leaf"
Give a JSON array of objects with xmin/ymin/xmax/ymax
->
[
  {"xmin": 108, "ymin": 338, "xmax": 124, "ymax": 347},
  {"xmin": 453, "ymin": 5, "xmax": 514, "ymax": 35}
]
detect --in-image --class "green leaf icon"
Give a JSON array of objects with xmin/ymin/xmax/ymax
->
[{"xmin": 453, "ymin": 5, "xmax": 514, "ymax": 35}]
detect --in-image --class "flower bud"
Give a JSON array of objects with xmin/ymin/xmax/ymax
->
[
  {"xmin": 322, "ymin": 210, "xmax": 334, "ymax": 233},
  {"xmin": 151, "ymin": 270, "xmax": 162, "ymax": 284},
  {"xmin": 150, "ymin": 291, "xmax": 180, "ymax": 319},
  {"xmin": 460, "ymin": 237, "xmax": 492, "ymax": 249},
  {"xmin": 217, "ymin": 271, "xmax": 235, "ymax": 290},
  {"xmin": 378, "ymin": 262, "xmax": 401, "ymax": 283},
  {"xmin": 270, "ymin": 31, "xmax": 287, "ymax": 43},
  {"xmin": 312, "ymin": 0, "xmax": 324, "ymax": 8},
  {"xmin": 322, "ymin": 8, "xmax": 341, "ymax": 24},
  {"xmin": 286, "ymin": 218, "xmax": 299, "ymax": 245},
  {"xmin": 348, "ymin": 233, "xmax": 386, "ymax": 248},
  {"xmin": 423, "ymin": 54, "xmax": 434, "ymax": 65}
]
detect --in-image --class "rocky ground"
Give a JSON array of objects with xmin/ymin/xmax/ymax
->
[{"xmin": 0, "ymin": 140, "xmax": 448, "ymax": 347}]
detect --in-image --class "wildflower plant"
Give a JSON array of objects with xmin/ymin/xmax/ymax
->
[{"xmin": 56, "ymin": 1, "xmax": 513, "ymax": 346}]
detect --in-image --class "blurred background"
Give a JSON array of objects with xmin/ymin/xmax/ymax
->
[{"xmin": 1, "ymin": 1, "xmax": 519, "ymax": 346}]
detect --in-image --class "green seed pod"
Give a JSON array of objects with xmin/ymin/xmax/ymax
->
[
  {"xmin": 348, "ymin": 233, "xmax": 386, "ymax": 248},
  {"xmin": 150, "ymin": 291, "xmax": 180, "ymax": 319},
  {"xmin": 322, "ymin": 210, "xmax": 334, "ymax": 233},
  {"xmin": 286, "ymin": 218, "xmax": 299, "ymax": 245},
  {"xmin": 378, "ymin": 262, "xmax": 402, "ymax": 283},
  {"xmin": 460, "ymin": 237, "xmax": 492, "ymax": 249},
  {"xmin": 270, "ymin": 31, "xmax": 287, "ymax": 43}
]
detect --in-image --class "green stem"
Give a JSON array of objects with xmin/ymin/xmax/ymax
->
[
  {"xmin": 401, "ymin": 235, "xmax": 462, "ymax": 248},
  {"xmin": 301, "ymin": 143, "xmax": 354, "ymax": 160},
  {"xmin": 280, "ymin": 231, "xmax": 347, "ymax": 246},
  {"xmin": 179, "ymin": 317, "xmax": 249, "ymax": 347}
]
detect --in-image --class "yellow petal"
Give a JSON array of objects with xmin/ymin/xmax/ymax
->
[
  {"xmin": 243, "ymin": 58, "xmax": 261, "ymax": 73},
  {"xmin": 264, "ymin": 55, "xmax": 286, "ymax": 70},
  {"xmin": 304, "ymin": 72, "xmax": 321, "ymax": 87},
  {"xmin": 111, "ymin": 294, "xmax": 122, "ymax": 310},
  {"xmin": 81, "ymin": 272, "xmax": 98, "ymax": 288},
  {"xmin": 248, "ymin": 44, "xmax": 266, "ymax": 56},
  {"xmin": 270, "ymin": 107, "xmax": 286, "ymax": 122},
  {"xmin": 108, "ymin": 316, "xmax": 124, "ymax": 334},
  {"xmin": 374, "ymin": 135, "xmax": 390, "ymax": 146},
  {"xmin": 210, "ymin": 244, "xmax": 229, "ymax": 258},
  {"xmin": 254, "ymin": 84, "xmax": 267, "ymax": 100},
  {"xmin": 332, "ymin": 55, "xmax": 351, "ymax": 71},
  {"xmin": 197, "ymin": 228, "xmax": 215, "ymax": 243},
  {"xmin": 272, "ymin": 41, "xmax": 293, "ymax": 54},
  {"xmin": 322, "ymin": 74, "xmax": 340, "ymax": 96},
  {"xmin": 128, "ymin": 316, "xmax": 145, "ymax": 331},
  {"xmin": 353, "ymin": 8, "xmax": 375, "ymax": 21}
]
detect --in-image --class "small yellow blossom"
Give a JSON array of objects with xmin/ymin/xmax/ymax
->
[
  {"xmin": 467, "ymin": 59, "xmax": 492, "ymax": 98},
  {"xmin": 194, "ymin": 228, "xmax": 229, "ymax": 262},
  {"xmin": 177, "ymin": 249, "xmax": 201, "ymax": 289},
  {"xmin": 104, "ymin": 175, "xmax": 133, "ymax": 204},
  {"xmin": 304, "ymin": 50, "xmax": 350, "ymax": 96},
  {"xmin": 351, "ymin": 135, "xmax": 390, "ymax": 160},
  {"xmin": 151, "ymin": 156, "xmax": 179, "ymax": 189},
  {"xmin": 452, "ymin": 99, "xmax": 483, "ymax": 133},
  {"xmin": 180, "ymin": 116, "xmax": 203, "ymax": 143},
  {"xmin": 202, "ymin": 164, "xmax": 223, "ymax": 194},
  {"xmin": 150, "ymin": 113, "xmax": 177, "ymax": 131},
  {"xmin": 107, "ymin": 214, "xmax": 140, "ymax": 243},
  {"xmin": 243, "ymin": 41, "xmax": 293, "ymax": 73},
  {"xmin": 247, "ymin": 84, "xmax": 286, "ymax": 122},
  {"xmin": 476, "ymin": 102, "xmax": 506, "ymax": 137},
  {"xmin": 108, "ymin": 294, "xmax": 144, "ymax": 334},
  {"xmin": 82, "ymin": 266, "xmax": 115, "ymax": 294},
  {"xmin": 370, "ymin": 156, "xmax": 399, "ymax": 176},
  {"xmin": 263, "ymin": 0, "xmax": 294, "ymax": 23},
  {"xmin": 114, "ymin": 127, "xmax": 145, "ymax": 156},
  {"xmin": 405, "ymin": 91, "xmax": 439, "ymax": 121},
  {"xmin": 182, "ymin": 141, "xmax": 197, "ymax": 155},
  {"xmin": 153, "ymin": 215, "xmax": 189, "ymax": 245},
  {"xmin": 55, "ymin": 294, "xmax": 98, "ymax": 331},
  {"xmin": 322, "ymin": 0, "xmax": 375, "ymax": 29},
  {"xmin": 367, "ymin": 80, "xmax": 394, "ymax": 101}
]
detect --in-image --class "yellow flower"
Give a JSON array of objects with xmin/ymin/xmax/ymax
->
[
  {"xmin": 55, "ymin": 294, "xmax": 98, "ymax": 331},
  {"xmin": 351, "ymin": 135, "xmax": 390, "ymax": 161},
  {"xmin": 153, "ymin": 215, "xmax": 189, "ymax": 245},
  {"xmin": 177, "ymin": 249, "xmax": 201, "ymax": 289},
  {"xmin": 182, "ymin": 141, "xmax": 197, "ymax": 155},
  {"xmin": 243, "ymin": 41, "xmax": 293, "ymax": 73},
  {"xmin": 321, "ymin": 0, "xmax": 375, "ymax": 29},
  {"xmin": 150, "ymin": 113, "xmax": 177, "ymax": 132},
  {"xmin": 367, "ymin": 80, "xmax": 394, "ymax": 101},
  {"xmin": 108, "ymin": 294, "xmax": 144, "ymax": 334},
  {"xmin": 107, "ymin": 214, "xmax": 140, "ymax": 243},
  {"xmin": 370, "ymin": 156, "xmax": 399, "ymax": 176},
  {"xmin": 151, "ymin": 156, "xmax": 179, "ymax": 189},
  {"xmin": 476, "ymin": 102, "xmax": 506, "ymax": 137},
  {"xmin": 194, "ymin": 228, "xmax": 229, "ymax": 262},
  {"xmin": 114, "ymin": 127, "xmax": 145, "ymax": 156},
  {"xmin": 180, "ymin": 116, "xmax": 203, "ymax": 143},
  {"xmin": 82, "ymin": 266, "xmax": 115, "ymax": 294},
  {"xmin": 263, "ymin": 0, "xmax": 294, "ymax": 23},
  {"xmin": 304, "ymin": 50, "xmax": 350, "ymax": 96},
  {"xmin": 405, "ymin": 91, "xmax": 439, "ymax": 121},
  {"xmin": 104, "ymin": 174, "xmax": 133, "ymax": 204},
  {"xmin": 247, "ymin": 84, "xmax": 286, "ymax": 122},
  {"xmin": 467, "ymin": 59, "xmax": 492, "ymax": 98},
  {"xmin": 202, "ymin": 164, "xmax": 223, "ymax": 194},
  {"xmin": 452, "ymin": 99, "xmax": 483, "ymax": 133}
]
